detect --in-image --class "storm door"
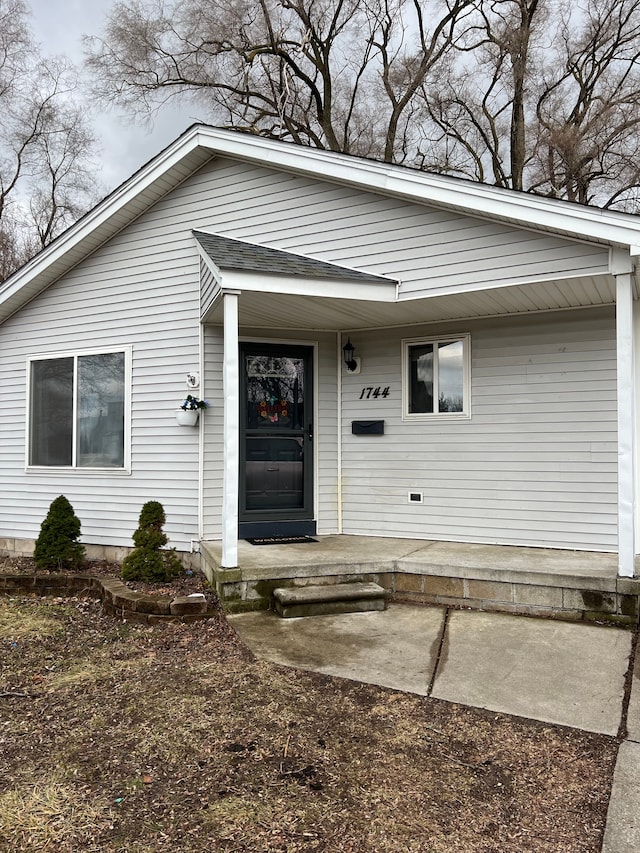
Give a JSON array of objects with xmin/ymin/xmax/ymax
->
[{"xmin": 239, "ymin": 343, "xmax": 315, "ymax": 538}]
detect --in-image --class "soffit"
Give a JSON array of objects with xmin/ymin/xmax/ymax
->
[{"xmin": 205, "ymin": 274, "xmax": 617, "ymax": 331}]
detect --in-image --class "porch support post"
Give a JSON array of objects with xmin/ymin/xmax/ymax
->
[
  {"xmin": 222, "ymin": 289, "xmax": 240, "ymax": 568},
  {"xmin": 615, "ymin": 261, "xmax": 636, "ymax": 578}
]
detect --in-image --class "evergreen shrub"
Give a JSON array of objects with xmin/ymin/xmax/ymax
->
[
  {"xmin": 121, "ymin": 500, "xmax": 182, "ymax": 583},
  {"xmin": 33, "ymin": 495, "xmax": 86, "ymax": 570}
]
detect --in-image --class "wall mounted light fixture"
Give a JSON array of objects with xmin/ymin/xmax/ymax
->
[{"xmin": 343, "ymin": 338, "xmax": 358, "ymax": 372}]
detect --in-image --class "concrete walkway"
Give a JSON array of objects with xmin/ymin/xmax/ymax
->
[
  {"xmin": 229, "ymin": 604, "xmax": 640, "ymax": 852},
  {"xmin": 602, "ymin": 635, "xmax": 640, "ymax": 853}
]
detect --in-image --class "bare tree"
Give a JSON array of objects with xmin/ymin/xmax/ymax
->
[
  {"xmin": 82, "ymin": 0, "xmax": 640, "ymax": 213},
  {"xmin": 417, "ymin": 0, "xmax": 640, "ymax": 211},
  {"xmin": 416, "ymin": 0, "xmax": 546, "ymax": 189},
  {"xmin": 532, "ymin": 0, "xmax": 640, "ymax": 209},
  {"xmin": 0, "ymin": 0, "xmax": 99, "ymax": 281},
  {"xmin": 0, "ymin": 220, "xmax": 37, "ymax": 282},
  {"xmin": 85, "ymin": 0, "xmax": 476, "ymax": 161}
]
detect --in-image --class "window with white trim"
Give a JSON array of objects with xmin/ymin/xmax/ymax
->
[
  {"xmin": 403, "ymin": 334, "xmax": 470, "ymax": 419},
  {"xmin": 28, "ymin": 348, "xmax": 130, "ymax": 469}
]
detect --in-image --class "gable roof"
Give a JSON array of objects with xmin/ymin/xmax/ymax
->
[
  {"xmin": 2, "ymin": 123, "xmax": 640, "ymax": 324},
  {"xmin": 193, "ymin": 231, "xmax": 396, "ymax": 284}
]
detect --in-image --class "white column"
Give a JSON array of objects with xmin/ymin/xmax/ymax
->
[
  {"xmin": 616, "ymin": 270, "xmax": 636, "ymax": 577},
  {"xmin": 222, "ymin": 290, "xmax": 240, "ymax": 568}
]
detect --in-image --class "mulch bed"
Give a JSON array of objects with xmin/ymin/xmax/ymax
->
[{"xmin": 1, "ymin": 554, "xmax": 216, "ymax": 601}]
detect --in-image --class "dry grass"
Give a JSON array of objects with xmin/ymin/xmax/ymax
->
[
  {"xmin": 0, "ymin": 599, "xmax": 65, "ymax": 641},
  {"xmin": 0, "ymin": 779, "xmax": 114, "ymax": 852},
  {"xmin": 0, "ymin": 590, "xmax": 618, "ymax": 852}
]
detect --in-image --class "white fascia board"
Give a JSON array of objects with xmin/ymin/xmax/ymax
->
[
  {"xmin": 221, "ymin": 269, "xmax": 397, "ymax": 301},
  {"xmin": 195, "ymin": 126, "xmax": 640, "ymax": 252}
]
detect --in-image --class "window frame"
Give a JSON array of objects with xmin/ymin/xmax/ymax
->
[
  {"xmin": 26, "ymin": 346, "xmax": 132, "ymax": 473},
  {"xmin": 402, "ymin": 333, "xmax": 471, "ymax": 421}
]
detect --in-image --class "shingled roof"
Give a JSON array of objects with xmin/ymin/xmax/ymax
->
[{"xmin": 193, "ymin": 231, "xmax": 396, "ymax": 285}]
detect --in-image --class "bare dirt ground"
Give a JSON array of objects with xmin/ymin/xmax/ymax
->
[{"xmin": 0, "ymin": 557, "xmax": 618, "ymax": 852}]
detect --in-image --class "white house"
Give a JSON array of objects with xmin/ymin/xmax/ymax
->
[{"xmin": 1, "ymin": 124, "xmax": 639, "ymax": 588}]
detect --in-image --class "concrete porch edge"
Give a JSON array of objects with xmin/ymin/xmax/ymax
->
[{"xmin": 200, "ymin": 536, "xmax": 640, "ymax": 624}]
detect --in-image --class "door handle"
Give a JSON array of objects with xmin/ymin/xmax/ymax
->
[{"xmin": 308, "ymin": 423, "xmax": 313, "ymax": 442}]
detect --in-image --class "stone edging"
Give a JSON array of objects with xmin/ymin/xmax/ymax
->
[{"xmin": 0, "ymin": 573, "xmax": 212, "ymax": 624}]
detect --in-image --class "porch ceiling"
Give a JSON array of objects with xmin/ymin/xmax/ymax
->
[{"xmin": 206, "ymin": 273, "xmax": 617, "ymax": 330}]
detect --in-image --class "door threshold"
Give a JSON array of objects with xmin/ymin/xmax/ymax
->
[{"xmin": 239, "ymin": 520, "xmax": 317, "ymax": 539}]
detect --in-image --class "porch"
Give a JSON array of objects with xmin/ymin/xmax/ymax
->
[
  {"xmin": 201, "ymin": 239, "xmax": 639, "ymax": 581},
  {"xmin": 200, "ymin": 535, "xmax": 640, "ymax": 624}
]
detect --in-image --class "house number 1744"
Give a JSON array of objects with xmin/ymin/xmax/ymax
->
[{"xmin": 359, "ymin": 386, "xmax": 390, "ymax": 399}]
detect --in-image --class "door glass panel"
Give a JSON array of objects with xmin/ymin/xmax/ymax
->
[
  {"xmin": 245, "ymin": 436, "xmax": 304, "ymax": 510},
  {"xmin": 245, "ymin": 355, "xmax": 304, "ymax": 430},
  {"xmin": 241, "ymin": 347, "xmax": 312, "ymax": 520}
]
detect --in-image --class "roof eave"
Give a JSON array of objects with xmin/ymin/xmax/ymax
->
[
  {"xmin": 0, "ymin": 125, "xmax": 211, "ymax": 323},
  {"xmin": 192, "ymin": 127, "xmax": 640, "ymax": 251},
  {"xmin": 3, "ymin": 124, "xmax": 640, "ymax": 325}
]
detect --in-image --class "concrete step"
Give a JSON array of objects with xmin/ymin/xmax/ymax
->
[{"xmin": 273, "ymin": 582, "xmax": 387, "ymax": 618}]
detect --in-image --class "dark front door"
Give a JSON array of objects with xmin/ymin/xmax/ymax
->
[{"xmin": 239, "ymin": 343, "xmax": 315, "ymax": 538}]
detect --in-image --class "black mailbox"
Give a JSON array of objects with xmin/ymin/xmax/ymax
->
[{"xmin": 351, "ymin": 420, "xmax": 385, "ymax": 435}]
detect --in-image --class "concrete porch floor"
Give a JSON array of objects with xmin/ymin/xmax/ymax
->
[{"xmin": 200, "ymin": 535, "xmax": 640, "ymax": 623}]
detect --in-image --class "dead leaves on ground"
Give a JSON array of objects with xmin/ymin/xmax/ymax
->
[{"xmin": 0, "ymin": 594, "xmax": 617, "ymax": 852}]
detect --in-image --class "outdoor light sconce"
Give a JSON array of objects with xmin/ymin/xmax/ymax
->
[{"xmin": 342, "ymin": 338, "xmax": 360, "ymax": 373}]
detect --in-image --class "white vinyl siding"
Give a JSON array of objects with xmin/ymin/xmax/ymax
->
[
  {"xmin": 200, "ymin": 259, "xmax": 219, "ymax": 319},
  {"xmin": 0, "ymin": 217, "xmax": 202, "ymax": 551},
  {"xmin": 202, "ymin": 327, "xmax": 224, "ymax": 540},
  {"xmin": 186, "ymin": 159, "xmax": 610, "ymax": 296},
  {"xmin": 0, "ymin": 154, "xmax": 617, "ymax": 553},
  {"xmin": 341, "ymin": 308, "xmax": 617, "ymax": 551}
]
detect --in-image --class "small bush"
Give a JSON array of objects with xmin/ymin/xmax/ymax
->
[
  {"xmin": 33, "ymin": 496, "xmax": 86, "ymax": 571},
  {"xmin": 121, "ymin": 501, "xmax": 182, "ymax": 583}
]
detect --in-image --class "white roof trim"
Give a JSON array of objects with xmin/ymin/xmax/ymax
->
[
  {"xmin": 194, "ymin": 240, "xmax": 223, "ymax": 286},
  {"xmin": 2, "ymin": 123, "xmax": 640, "ymax": 324},
  {"xmin": 220, "ymin": 269, "xmax": 397, "ymax": 302}
]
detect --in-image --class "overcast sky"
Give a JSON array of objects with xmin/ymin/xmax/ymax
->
[{"xmin": 29, "ymin": 0, "xmax": 199, "ymax": 193}]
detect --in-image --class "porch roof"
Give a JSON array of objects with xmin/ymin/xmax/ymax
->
[
  {"xmin": 203, "ymin": 271, "xmax": 618, "ymax": 330},
  {"xmin": 194, "ymin": 231, "xmax": 396, "ymax": 285}
]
